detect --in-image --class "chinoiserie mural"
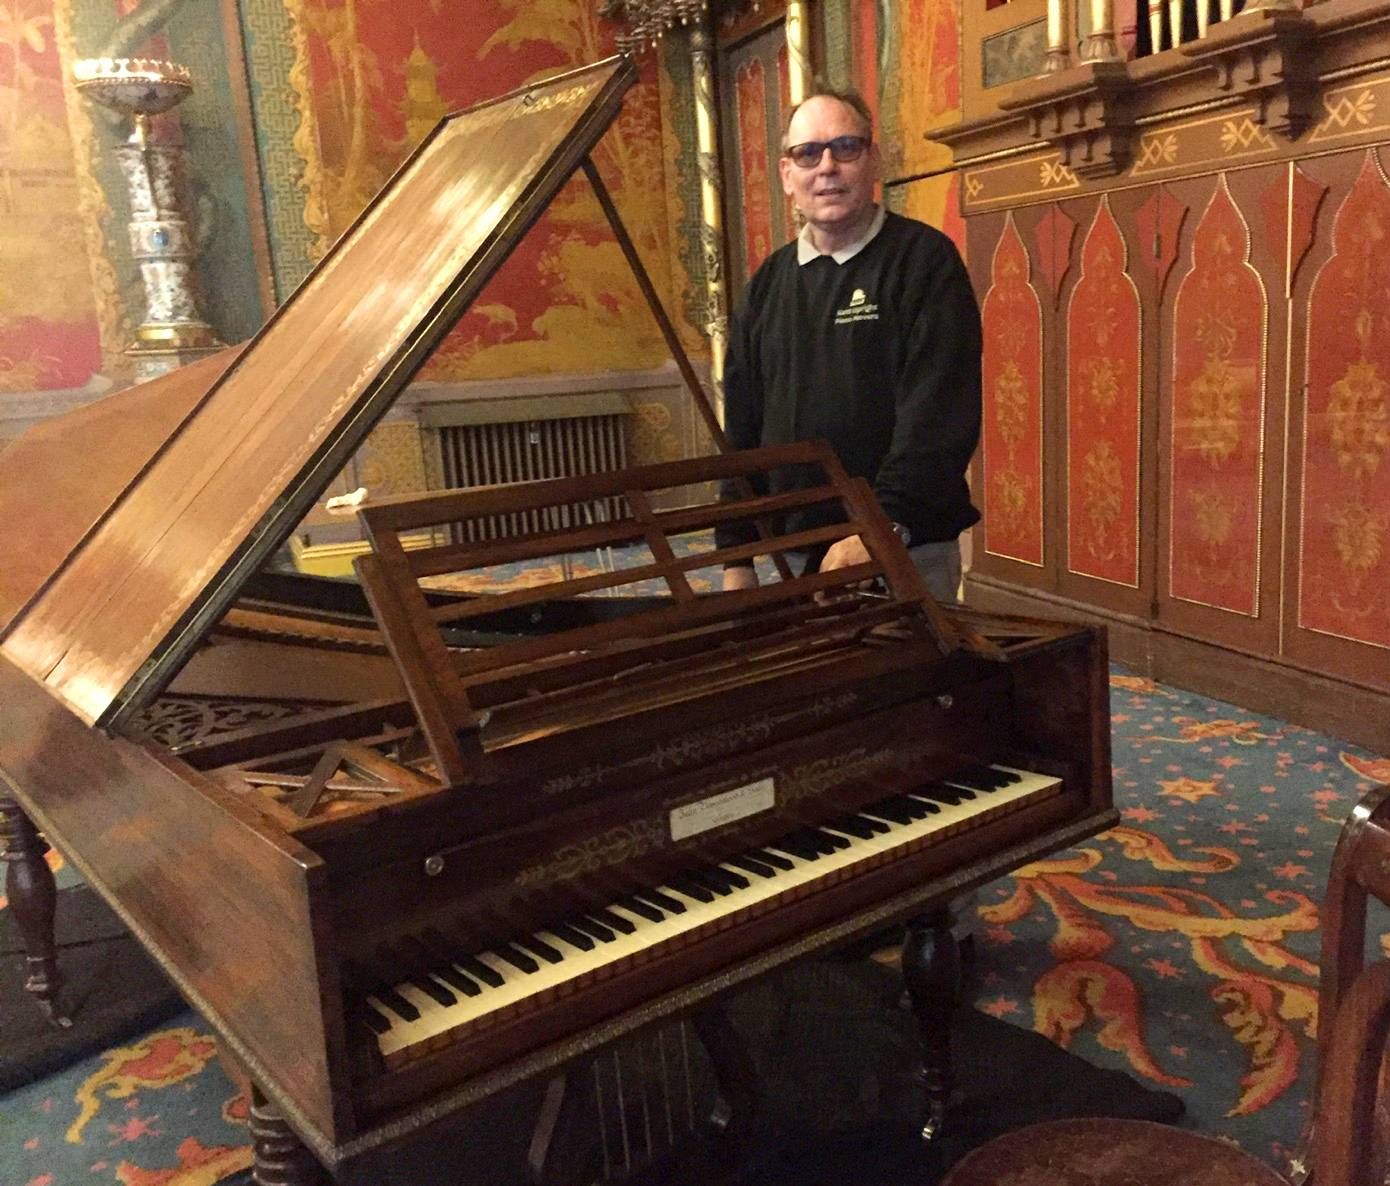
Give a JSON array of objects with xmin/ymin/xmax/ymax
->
[
  {"xmin": 280, "ymin": 0, "xmax": 691, "ymax": 380},
  {"xmin": 0, "ymin": 0, "xmax": 106, "ymax": 393}
]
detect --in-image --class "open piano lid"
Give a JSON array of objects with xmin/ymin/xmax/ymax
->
[{"xmin": 0, "ymin": 57, "xmax": 638, "ymax": 730}]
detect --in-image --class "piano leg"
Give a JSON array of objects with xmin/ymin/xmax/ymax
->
[
  {"xmin": 249, "ymin": 1086, "xmax": 333, "ymax": 1185},
  {"xmin": 901, "ymin": 906, "xmax": 960, "ymax": 1143},
  {"xmin": 692, "ymin": 1001, "xmax": 757, "ymax": 1144},
  {"xmin": 0, "ymin": 792, "xmax": 68, "ymax": 1026}
]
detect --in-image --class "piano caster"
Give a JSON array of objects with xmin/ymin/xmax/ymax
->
[
  {"xmin": 248, "ymin": 1087, "xmax": 333, "ymax": 1186},
  {"xmin": 901, "ymin": 906, "xmax": 961, "ymax": 1145},
  {"xmin": 0, "ymin": 794, "xmax": 67, "ymax": 1026}
]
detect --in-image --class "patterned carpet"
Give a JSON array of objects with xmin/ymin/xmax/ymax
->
[{"xmin": 2, "ymin": 668, "xmax": 1386, "ymax": 1185}]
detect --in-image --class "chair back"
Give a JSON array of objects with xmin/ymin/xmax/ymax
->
[{"xmin": 1312, "ymin": 784, "xmax": 1390, "ymax": 1186}]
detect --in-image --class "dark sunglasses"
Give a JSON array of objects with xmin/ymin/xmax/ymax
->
[{"xmin": 784, "ymin": 135, "xmax": 871, "ymax": 169}]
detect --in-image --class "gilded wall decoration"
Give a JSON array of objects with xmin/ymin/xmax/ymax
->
[
  {"xmin": 878, "ymin": 0, "xmax": 960, "ymax": 242},
  {"xmin": 1300, "ymin": 150, "xmax": 1390, "ymax": 650},
  {"xmin": 981, "ymin": 214, "xmax": 1044, "ymax": 567},
  {"xmin": 961, "ymin": 152, "xmax": 1080, "ymax": 213},
  {"xmin": 1310, "ymin": 77, "xmax": 1390, "ymax": 146},
  {"xmin": 883, "ymin": 0, "xmax": 958, "ymax": 183},
  {"xmin": 1067, "ymin": 197, "xmax": 1141, "ymax": 587},
  {"xmin": 1130, "ymin": 110, "xmax": 1276, "ymax": 180},
  {"xmin": 656, "ymin": 41, "xmax": 710, "ymax": 359},
  {"xmin": 1169, "ymin": 177, "xmax": 1266, "ymax": 616},
  {"xmin": 280, "ymin": 0, "xmax": 682, "ymax": 381},
  {"xmin": 238, "ymin": 0, "xmax": 323, "ymax": 298},
  {"xmin": 629, "ymin": 398, "xmax": 682, "ymax": 466},
  {"xmin": 735, "ymin": 56, "xmax": 774, "ymax": 277},
  {"xmin": 0, "ymin": 0, "xmax": 108, "ymax": 392}
]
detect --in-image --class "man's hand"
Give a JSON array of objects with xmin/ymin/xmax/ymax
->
[
  {"xmin": 820, "ymin": 534, "xmax": 871, "ymax": 571},
  {"xmin": 723, "ymin": 564, "xmax": 759, "ymax": 592}
]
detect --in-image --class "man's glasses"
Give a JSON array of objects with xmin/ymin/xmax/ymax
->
[{"xmin": 784, "ymin": 135, "xmax": 871, "ymax": 169}]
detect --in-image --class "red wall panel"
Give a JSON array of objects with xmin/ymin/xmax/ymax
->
[
  {"xmin": 1168, "ymin": 179, "xmax": 1267, "ymax": 616},
  {"xmin": 1299, "ymin": 150, "xmax": 1390, "ymax": 651},
  {"xmin": 981, "ymin": 215, "xmax": 1044, "ymax": 566},
  {"xmin": 1067, "ymin": 199, "xmax": 1142, "ymax": 587}
]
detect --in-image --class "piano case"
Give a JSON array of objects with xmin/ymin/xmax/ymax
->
[{"xmin": 0, "ymin": 57, "xmax": 1116, "ymax": 1182}]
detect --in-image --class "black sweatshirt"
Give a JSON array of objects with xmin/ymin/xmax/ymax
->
[{"xmin": 717, "ymin": 211, "xmax": 982, "ymax": 558}]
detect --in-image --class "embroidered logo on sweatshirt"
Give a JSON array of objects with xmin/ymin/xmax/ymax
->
[{"xmin": 834, "ymin": 288, "xmax": 879, "ymax": 324}]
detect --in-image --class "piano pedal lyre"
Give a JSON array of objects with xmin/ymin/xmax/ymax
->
[{"xmin": 529, "ymin": 1012, "xmax": 746, "ymax": 1185}]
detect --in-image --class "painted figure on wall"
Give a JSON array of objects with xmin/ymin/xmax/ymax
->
[
  {"xmin": 0, "ymin": 0, "xmax": 103, "ymax": 392},
  {"xmin": 289, "ymin": 0, "xmax": 683, "ymax": 379}
]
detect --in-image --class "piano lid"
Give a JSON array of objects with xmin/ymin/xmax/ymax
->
[{"xmin": 0, "ymin": 57, "xmax": 638, "ymax": 730}]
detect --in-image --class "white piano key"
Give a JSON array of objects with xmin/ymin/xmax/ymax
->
[{"xmin": 373, "ymin": 765, "xmax": 1063, "ymax": 1063}]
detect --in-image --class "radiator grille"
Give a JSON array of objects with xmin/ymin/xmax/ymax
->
[{"xmin": 437, "ymin": 414, "xmax": 629, "ymax": 542}]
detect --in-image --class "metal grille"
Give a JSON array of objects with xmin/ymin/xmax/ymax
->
[{"xmin": 437, "ymin": 414, "xmax": 629, "ymax": 542}]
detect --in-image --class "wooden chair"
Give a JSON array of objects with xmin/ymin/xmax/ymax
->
[{"xmin": 940, "ymin": 783, "xmax": 1390, "ymax": 1186}]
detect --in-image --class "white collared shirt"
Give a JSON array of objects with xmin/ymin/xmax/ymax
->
[{"xmin": 795, "ymin": 204, "xmax": 887, "ymax": 265}]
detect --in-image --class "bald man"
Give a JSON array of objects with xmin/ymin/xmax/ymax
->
[{"xmin": 718, "ymin": 87, "xmax": 982, "ymax": 603}]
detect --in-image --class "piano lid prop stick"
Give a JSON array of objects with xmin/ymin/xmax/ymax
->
[{"xmin": 580, "ymin": 155, "xmax": 795, "ymax": 582}]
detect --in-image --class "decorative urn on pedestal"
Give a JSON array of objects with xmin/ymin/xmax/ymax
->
[{"xmin": 73, "ymin": 57, "xmax": 222, "ymax": 382}]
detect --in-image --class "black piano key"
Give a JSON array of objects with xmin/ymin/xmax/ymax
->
[
  {"xmin": 492, "ymin": 943, "xmax": 540, "ymax": 974},
  {"xmin": 408, "ymin": 973, "xmax": 456, "ymax": 1007},
  {"xmin": 589, "ymin": 907, "xmax": 637, "ymax": 935},
  {"xmin": 853, "ymin": 813, "xmax": 893, "ymax": 835},
  {"xmin": 863, "ymin": 799, "xmax": 915, "ymax": 825},
  {"xmin": 683, "ymin": 868, "xmax": 733, "ymax": 897},
  {"xmin": 959, "ymin": 764, "xmax": 1016, "ymax": 788},
  {"xmin": 726, "ymin": 854, "xmax": 777, "ymax": 878},
  {"xmin": 771, "ymin": 834, "xmax": 823, "ymax": 861},
  {"xmin": 433, "ymin": 964, "xmax": 482, "ymax": 996},
  {"xmin": 668, "ymin": 875, "xmax": 716, "ymax": 903},
  {"xmin": 916, "ymin": 783, "xmax": 967, "ymax": 805},
  {"xmin": 749, "ymin": 848, "xmax": 795, "ymax": 871},
  {"xmin": 548, "ymin": 923, "xmax": 596, "ymax": 952},
  {"xmin": 829, "ymin": 815, "xmax": 879, "ymax": 840},
  {"xmin": 375, "ymin": 986, "xmax": 420, "ymax": 1023},
  {"xmin": 617, "ymin": 895, "xmax": 664, "ymax": 922},
  {"xmin": 638, "ymin": 888, "xmax": 688, "ymax": 914},
  {"xmin": 572, "ymin": 915, "xmax": 617, "ymax": 942},
  {"xmin": 893, "ymin": 794, "xmax": 940, "ymax": 818},
  {"xmin": 517, "ymin": 935, "xmax": 565, "ymax": 964},
  {"xmin": 456, "ymin": 954, "xmax": 507, "ymax": 987},
  {"xmin": 707, "ymin": 864, "xmax": 750, "ymax": 891},
  {"xmin": 807, "ymin": 827, "xmax": 850, "ymax": 852},
  {"xmin": 967, "ymin": 767, "xmax": 1023, "ymax": 784},
  {"xmin": 360, "ymin": 1002, "xmax": 393, "ymax": 1035}
]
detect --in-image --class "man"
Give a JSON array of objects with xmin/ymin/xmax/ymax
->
[{"xmin": 719, "ymin": 88, "xmax": 982, "ymax": 603}]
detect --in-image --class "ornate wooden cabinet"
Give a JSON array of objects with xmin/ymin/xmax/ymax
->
[{"xmin": 940, "ymin": 2, "xmax": 1390, "ymax": 749}]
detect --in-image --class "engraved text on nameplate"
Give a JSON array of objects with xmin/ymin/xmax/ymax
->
[{"xmin": 670, "ymin": 778, "xmax": 776, "ymax": 842}]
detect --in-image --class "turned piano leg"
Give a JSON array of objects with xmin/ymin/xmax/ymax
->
[
  {"xmin": 248, "ymin": 1087, "xmax": 333, "ymax": 1186},
  {"xmin": 0, "ymin": 792, "xmax": 69, "ymax": 1027},
  {"xmin": 691, "ymin": 1000, "xmax": 757, "ymax": 1144},
  {"xmin": 901, "ymin": 906, "xmax": 960, "ymax": 1143}
]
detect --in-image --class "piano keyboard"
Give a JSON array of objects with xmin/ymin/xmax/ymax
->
[{"xmin": 362, "ymin": 764, "xmax": 1062, "ymax": 1067}]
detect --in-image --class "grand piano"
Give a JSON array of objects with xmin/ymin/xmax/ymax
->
[{"xmin": 0, "ymin": 58, "xmax": 1116, "ymax": 1184}]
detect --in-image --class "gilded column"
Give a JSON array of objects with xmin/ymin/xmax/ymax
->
[
  {"xmin": 1045, "ymin": 0, "xmax": 1073, "ymax": 72},
  {"xmin": 1081, "ymin": 0, "xmax": 1123, "ymax": 61},
  {"xmin": 690, "ymin": 14, "xmax": 728, "ymax": 401},
  {"xmin": 785, "ymin": 0, "xmax": 812, "ymax": 106}
]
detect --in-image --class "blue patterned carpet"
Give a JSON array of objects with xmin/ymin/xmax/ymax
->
[{"xmin": 2, "ymin": 668, "xmax": 1386, "ymax": 1185}]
